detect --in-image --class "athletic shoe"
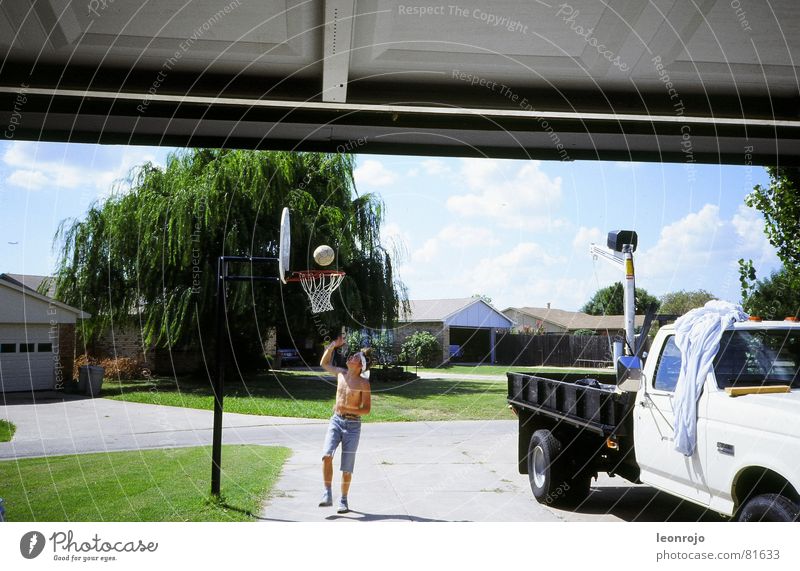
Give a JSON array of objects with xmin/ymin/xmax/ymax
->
[
  {"xmin": 319, "ymin": 489, "xmax": 332, "ymax": 507},
  {"xmin": 337, "ymin": 496, "xmax": 349, "ymax": 514}
]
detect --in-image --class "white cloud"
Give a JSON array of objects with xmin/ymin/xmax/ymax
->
[
  {"xmin": 637, "ymin": 204, "xmax": 726, "ymax": 281},
  {"xmin": 634, "ymin": 203, "xmax": 779, "ymax": 298},
  {"xmin": 732, "ymin": 204, "xmax": 777, "ymax": 262},
  {"xmin": 465, "ymin": 242, "xmax": 564, "ymax": 293},
  {"xmin": 446, "ymin": 159, "xmax": 564, "ymax": 229},
  {"xmin": 421, "ymin": 159, "xmax": 452, "ymax": 176},
  {"xmin": 573, "ymin": 226, "xmax": 603, "ymax": 252},
  {"xmin": 513, "ymin": 276, "xmax": 600, "ymax": 312},
  {"xmin": 354, "ymin": 159, "xmax": 397, "ymax": 188},
  {"xmin": 410, "ymin": 224, "xmax": 497, "ymax": 263},
  {"xmin": 7, "ymin": 169, "xmax": 50, "ymax": 190},
  {"xmin": 3, "ymin": 141, "xmax": 160, "ymax": 194},
  {"xmin": 402, "ymin": 237, "xmax": 585, "ymax": 309}
]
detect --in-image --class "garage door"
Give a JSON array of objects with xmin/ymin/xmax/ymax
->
[{"xmin": 0, "ymin": 324, "xmax": 55, "ymax": 392}]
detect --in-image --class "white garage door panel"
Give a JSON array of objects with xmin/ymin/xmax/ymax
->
[{"xmin": 0, "ymin": 324, "xmax": 55, "ymax": 392}]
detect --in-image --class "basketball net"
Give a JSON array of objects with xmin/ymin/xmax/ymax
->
[{"xmin": 288, "ymin": 270, "xmax": 345, "ymax": 313}]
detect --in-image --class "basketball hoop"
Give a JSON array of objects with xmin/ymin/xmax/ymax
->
[{"xmin": 287, "ymin": 270, "xmax": 345, "ymax": 313}]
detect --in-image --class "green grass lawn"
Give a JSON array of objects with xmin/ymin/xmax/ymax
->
[
  {"xmin": 0, "ymin": 445, "xmax": 290, "ymax": 521},
  {"xmin": 0, "ymin": 419, "xmax": 15, "ymax": 442},
  {"xmin": 102, "ymin": 371, "xmax": 511, "ymax": 422},
  {"xmin": 417, "ymin": 364, "xmax": 614, "ymax": 376}
]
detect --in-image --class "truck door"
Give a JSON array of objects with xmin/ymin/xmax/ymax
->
[{"xmin": 634, "ymin": 334, "xmax": 711, "ymax": 505}]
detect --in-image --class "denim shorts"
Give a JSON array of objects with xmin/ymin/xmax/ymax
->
[{"xmin": 322, "ymin": 414, "xmax": 362, "ymax": 473}]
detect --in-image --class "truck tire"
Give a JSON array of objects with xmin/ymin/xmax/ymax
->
[
  {"xmin": 736, "ymin": 494, "xmax": 800, "ymax": 522},
  {"xmin": 527, "ymin": 430, "xmax": 591, "ymax": 507}
]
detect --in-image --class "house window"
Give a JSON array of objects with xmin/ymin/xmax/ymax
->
[
  {"xmin": 37, "ymin": 343, "xmax": 53, "ymax": 353},
  {"xmin": 0, "ymin": 343, "xmax": 15, "ymax": 353},
  {"xmin": 19, "ymin": 343, "xmax": 35, "ymax": 353}
]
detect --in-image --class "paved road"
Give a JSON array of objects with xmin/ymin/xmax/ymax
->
[{"xmin": 1, "ymin": 392, "xmax": 718, "ymax": 522}]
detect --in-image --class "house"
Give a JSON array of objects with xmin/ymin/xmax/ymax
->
[
  {"xmin": 0, "ymin": 273, "xmax": 88, "ymax": 392},
  {"xmin": 502, "ymin": 304, "xmax": 645, "ymax": 336},
  {"xmin": 397, "ymin": 298, "xmax": 514, "ymax": 365}
]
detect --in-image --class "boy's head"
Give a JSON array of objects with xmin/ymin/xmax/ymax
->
[{"xmin": 346, "ymin": 347, "xmax": 373, "ymax": 373}]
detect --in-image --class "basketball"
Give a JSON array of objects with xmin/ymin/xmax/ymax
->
[{"xmin": 313, "ymin": 245, "xmax": 335, "ymax": 266}]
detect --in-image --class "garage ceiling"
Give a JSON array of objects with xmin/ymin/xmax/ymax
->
[{"xmin": 1, "ymin": 0, "xmax": 798, "ymax": 164}]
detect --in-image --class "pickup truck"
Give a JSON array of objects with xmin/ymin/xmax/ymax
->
[{"xmin": 508, "ymin": 320, "xmax": 800, "ymax": 521}]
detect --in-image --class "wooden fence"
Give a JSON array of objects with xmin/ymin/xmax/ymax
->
[{"xmin": 495, "ymin": 333, "xmax": 641, "ymax": 367}]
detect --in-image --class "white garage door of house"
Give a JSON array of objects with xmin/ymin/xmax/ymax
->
[{"xmin": 0, "ymin": 324, "xmax": 55, "ymax": 392}]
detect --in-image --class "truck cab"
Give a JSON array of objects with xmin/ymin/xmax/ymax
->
[{"xmin": 635, "ymin": 321, "xmax": 800, "ymax": 520}]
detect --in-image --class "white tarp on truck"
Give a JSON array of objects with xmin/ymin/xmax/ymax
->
[{"xmin": 673, "ymin": 300, "xmax": 748, "ymax": 455}]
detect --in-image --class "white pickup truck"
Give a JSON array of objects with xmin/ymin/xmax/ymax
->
[{"xmin": 508, "ymin": 319, "xmax": 800, "ymax": 521}]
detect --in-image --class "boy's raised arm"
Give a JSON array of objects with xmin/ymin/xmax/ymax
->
[{"xmin": 320, "ymin": 335, "xmax": 347, "ymax": 375}]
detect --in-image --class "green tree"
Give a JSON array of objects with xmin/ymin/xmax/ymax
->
[
  {"xmin": 581, "ymin": 282, "xmax": 660, "ymax": 315},
  {"xmin": 52, "ymin": 149, "xmax": 406, "ymax": 363},
  {"xmin": 400, "ymin": 331, "xmax": 441, "ymax": 368},
  {"xmin": 658, "ymin": 289, "xmax": 716, "ymax": 316},
  {"xmin": 739, "ymin": 166, "xmax": 800, "ymax": 316},
  {"xmin": 740, "ymin": 268, "xmax": 800, "ymax": 320},
  {"xmin": 746, "ymin": 167, "xmax": 800, "ymax": 269}
]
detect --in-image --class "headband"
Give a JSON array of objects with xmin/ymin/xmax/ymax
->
[{"xmin": 358, "ymin": 352, "xmax": 367, "ymax": 371}]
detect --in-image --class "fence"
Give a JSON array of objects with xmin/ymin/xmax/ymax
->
[{"xmin": 495, "ymin": 333, "xmax": 645, "ymax": 367}]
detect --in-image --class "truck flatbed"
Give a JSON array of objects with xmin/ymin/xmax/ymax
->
[{"xmin": 507, "ymin": 371, "xmax": 633, "ymax": 437}]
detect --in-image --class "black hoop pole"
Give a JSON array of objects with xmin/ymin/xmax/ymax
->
[
  {"xmin": 211, "ymin": 257, "xmax": 225, "ymax": 496},
  {"xmin": 211, "ymin": 255, "xmax": 279, "ymax": 497}
]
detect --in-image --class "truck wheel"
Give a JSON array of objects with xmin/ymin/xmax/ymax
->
[
  {"xmin": 527, "ymin": 430, "xmax": 590, "ymax": 507},
  {"xmin": 736, "ymin": 494, "xmax": 800, "ymax": 522}
]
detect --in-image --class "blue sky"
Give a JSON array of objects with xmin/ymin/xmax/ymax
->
[{"xmin": 0, "ymin": 140, "xmax": 779, "ymax": 311}]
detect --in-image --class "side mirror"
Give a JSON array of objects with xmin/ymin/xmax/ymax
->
[{"xmin": 617, "ymin": 355, "xmax": 643, "ymax": 393}]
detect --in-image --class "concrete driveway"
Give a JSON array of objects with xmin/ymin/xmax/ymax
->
[{"xmin": 0, "ymin": 393, "xmax": 718, "ymax": 522}]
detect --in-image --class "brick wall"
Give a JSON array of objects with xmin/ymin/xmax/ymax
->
[
  {"xmin": 93, "ymin": 326, "xmax": 150, "ymax": 362},
  {"xmin": 93, "ymin": 324, "xmax": 207, "ymax": 376},
  {"xmin": 56, "ymin": 323, "xmax": 75, "ymax": 383},
  {"xmin": 393, "ymin": 322, "xmax": 450, "ymax": 365}
]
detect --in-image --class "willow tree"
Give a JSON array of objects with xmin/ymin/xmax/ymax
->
[{"xmin": 52, "ymin": 149, "xmax": 406, "ymax": 365}]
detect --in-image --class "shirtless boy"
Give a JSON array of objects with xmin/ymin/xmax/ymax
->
[{"xmin": 319, "ymin": 335, "xmax": 372, "ymax": 513}]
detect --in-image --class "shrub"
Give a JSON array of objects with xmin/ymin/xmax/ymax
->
[
  {"xmin": 345, "ymin": 330, "xmax": 368, "ymax": 353},
  {"xmin": 573, "ymin": 329, "xmax": 596, "ymax": 336},
  {"xmin": 99, "ymin": 357, "xmax": 151, "ymax": 380},
  {"xmin": 370, "ymin": 331, "xmax": 395, "ymax": 366},
  {"xmin": 399, "ymin": 331, "xmax": 440, "ymax": 368},
  {"xmin": 344, "ymin": 330, "xmax": 399, "ymax": 366},
  {"xmin": 73, "ymin": 354, "xmax": 151, "ymax": 381}
]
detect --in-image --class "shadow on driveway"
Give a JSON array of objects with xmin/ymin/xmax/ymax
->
[
  {"xmin": 2, "ymin": 390, "xmax": 90, "ymax": 406},
  {"xmin": 572, "ymin": 485, "xmax": 726, "ymax": 522},
  {"xmin": 325, "ymin": 510, "xmax": 462, "ymax": 522}
]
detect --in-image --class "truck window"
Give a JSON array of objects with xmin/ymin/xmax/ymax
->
[
  {"xmin": 714, "ymin": 329, "xmax": 800, "ymax": 389},
  {"xmin": 653, "ymin": 336, "xmax": 681, "ymax": 392}
]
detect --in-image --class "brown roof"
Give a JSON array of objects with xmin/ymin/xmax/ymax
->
[
  {"xmin": 0, "ymin": 275, "xmax": 88, "ymax": 318},
  {"xmin": 0, "ymin": 273, "xmax": 55, "ymax": 297},
  {"xmin": 400, "ymin": 297, "xmax": 514, "ymax": 327},
  {"xmin": 400, "ymin": 298, "xmax": 482, "ymax": 322},
  {"xmin": 505, "ymin": 306, "xmax": 644, "ymax": 331}
]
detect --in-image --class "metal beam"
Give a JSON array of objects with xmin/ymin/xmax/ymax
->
[
  {"xmin": 322, "ymin": 0, "xmax": 356, "ymax": 103},
  {"xmin": 2, "ymin": 86, "xmax": 798, "ymax": 130},
  {"xmin": 2, "ymin": 86, "xmax": 798, "ymax": 165}
]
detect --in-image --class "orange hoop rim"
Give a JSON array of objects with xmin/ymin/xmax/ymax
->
[{"xmin": 285, "ymin": 269, "xmax": 346, "ymax": 282}]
